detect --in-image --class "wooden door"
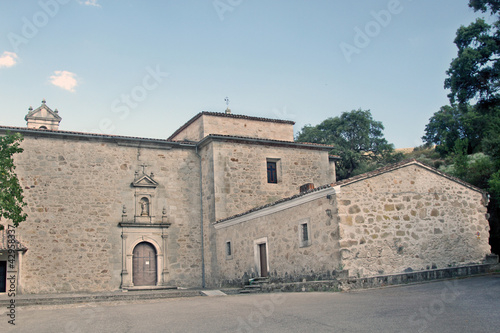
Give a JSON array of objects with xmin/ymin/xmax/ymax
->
[
  {"xmin": 133, "ymin": 242, "xmax": 157, "ymax": 286},
  {"xmin": 0, "ymin": 261, "xmax": 6, "ymax": 293},
  {"xmin": 259, "ymin": 243, "xmax": 268, "ymax": 277}
]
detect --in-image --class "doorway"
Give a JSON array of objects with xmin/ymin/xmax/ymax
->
[
  {"xmin": 259, "ymin": 243, "xmax": 268, "ymax": 277},
  {"xmin": 0, "ymin": 261, "xmax": 6, "ymax": 293},
  {"xmin": 133, "ymin": 242, "xmax": 157, "ymax": 286}
]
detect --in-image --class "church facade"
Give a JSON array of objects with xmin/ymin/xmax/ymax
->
[{"xmin": 0, "ymin": 101, "xmax": 492, "ymax": 294}]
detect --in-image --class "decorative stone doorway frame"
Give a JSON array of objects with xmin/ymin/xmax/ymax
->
[
  {"xmin": 119, "ymin": 223, "xmax": 171, "ymax": 289},
  {"xmin": 253, "ymin": 237, "xmax": 269, "ymax": 278}
]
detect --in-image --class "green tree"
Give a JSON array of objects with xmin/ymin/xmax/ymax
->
[
  {"xmin": 296, "ymin": 109, "xmax": 400, "ymax": 180},
  {"xmin": 422, "ymin": 104, "xmax": 484, "ymax": 156},
  {"xmin": 441, "ymin": 0, "xmax": 500, "ymax": 254},
  {"xmin": 451, "ymin": 138, "xmax": 470, "ymax": 180},
  {"xmin": 0, "ymin": 132, "xmax": 27, "ymax": 229},
  {"xmin": 444, "ymin": 0, "xmax": 500, "ymax": 110}
]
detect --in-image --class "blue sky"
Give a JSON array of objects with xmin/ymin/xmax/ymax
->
[{"xmin": 0, "ymin": 0, "xmax": 486, "ymax": 148}]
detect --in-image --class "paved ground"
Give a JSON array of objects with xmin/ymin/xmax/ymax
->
[{"xmin": 1, "ymin": 275, "xmax": 499, "ymax": 332}]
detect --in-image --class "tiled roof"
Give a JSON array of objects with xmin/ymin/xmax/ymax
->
[
  {"xmin": 0, "ymin": 125, "xmax": 196, "ymax": 147},
  {"xmin": 167, "ymin": 111, "xmax": 295, "ymax": 141},
  {"xmin": 215, "ymin": 183, "xmax": 333, "ymax": 224},
  {"xmin": 198, "ymin": 134, "xmax": 335, "ymax": 150},
  {"xmin": 0, "ymin": 125, "xmax": 334, "ymax": 151},
  {"xmin": 331, "ymin": 159, "xmax": 486, "ymax": 194},
  {"xmin": 0, "ymin": 229, "xmax": 28, "ymax": 251},
  {"xmin": 214, "ymin": 159, "xmax": 487, "ymax": 224}
]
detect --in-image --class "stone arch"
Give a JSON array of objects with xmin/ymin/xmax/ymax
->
[{"xmin": 129, "ymin": 236, "xmax": 161, "ymax": 254}]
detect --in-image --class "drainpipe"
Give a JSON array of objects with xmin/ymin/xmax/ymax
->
[{"xmin": 196, "ymin": 144, "xmax": 206, "ymax": 288}]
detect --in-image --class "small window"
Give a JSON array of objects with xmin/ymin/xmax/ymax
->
[
  {"xmin": 226, "ymin": 241, "xmax": 233, "ymax": 260},
  {"xmin": 267, "ymin": 161, "xmax": 278, "ymax": 183},
  {"xmin": 299, "ymin": 220, "xmax": 312, "ymax": 248},
  {"xmin": 302, "ymin": 223, "xmax": 309, "ymax": 242}
]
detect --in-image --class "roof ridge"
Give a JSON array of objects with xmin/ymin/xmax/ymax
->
[
  {"xmin": 332, "ymin": 158, "xmax": 486, "ymax": 193},
  {"xmin": 167, "ymin": 111, "xmax": 295, "ymax": 141},
  {"xmin": 0, "ymin": 125, "xmax": 196, "ymax": 145},
  {"xmin": 215, "ymin": 184, "xmax": 333, "ymax": 224},
  {"xmin": 202, "ymin": 133, "xmax": 335, "ymax": 148},
  {"xmin": 214, "ymin": 158, "xmax": 487, "ymax": 225}
]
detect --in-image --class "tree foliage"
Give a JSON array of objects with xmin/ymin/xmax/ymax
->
[
  {"xmin": 296, "ymin": 109, "xmax": 401, "ymax": 180},
  {"xmin": 444, "ymin": 0, "xmax": 500, "ymax": 109},
  {"xmin": 422, "ymin": 104, "xmax": 485, "ymax": 156},
  {"xmin": 0, "ymin": 132, "xmax": 27, "ymax": 228},
  {"xmin": 435, "ymin": 0, "xmax": 500, "ymax": 254}
]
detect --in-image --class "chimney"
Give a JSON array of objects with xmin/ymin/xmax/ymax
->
[{"xmin": 300, "ymin": 183, "xmax": 315, "ymax": 193}]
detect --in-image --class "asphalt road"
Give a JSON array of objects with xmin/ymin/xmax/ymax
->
[{"xmin": 2, "ymin": 275, "xmax": 499, "ymax": 333}]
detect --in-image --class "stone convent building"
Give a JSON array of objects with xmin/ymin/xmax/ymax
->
[{"xmin": 0, "ymin": 101, "xmax": 492, "ymax": 294}]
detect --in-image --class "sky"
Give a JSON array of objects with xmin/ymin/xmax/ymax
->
[{"xmin": 0, "ymin": 0, "xmax": 489, "ymax": 148}]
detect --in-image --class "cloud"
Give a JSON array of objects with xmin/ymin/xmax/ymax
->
[
  {"xmin": 80, "ymin": 0, "xmax": 101, "ymax": 7},
  {"xmin": 0, "ymin": 51, "xmax": 18, "ymax": 68},
  {"xmin": 49, "ymin": 70, "xmax": 79, "ymax": 92}
]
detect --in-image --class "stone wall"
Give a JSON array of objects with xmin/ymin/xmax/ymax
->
[
  {"xmin": 201, "ymin": 138, "xmax": 334, "ymax": 286},
  {"xmin": 170, "ymin": 113, "xmax": 295, "ymax": 142},
  {"xmin": 170, "ymin": 116, "xmax": 204, "ymax": 142},
  {"xmin": 213, "ymin": 162, "xmax": 491, "ymax": 286},
  {"xmin": 210, "ymin": 140, "xmax": 334, "ymax": 221},
  {"xmin": 214, "ymin": 188, "xmax": 341, "ymax": 286},
  {"xmin": 11, "ymin": 132, "xmax": 202, "ymax": 293},
  {"xmin": 336, "ymin": 164, "xmax": 491, "ymax": 277}
]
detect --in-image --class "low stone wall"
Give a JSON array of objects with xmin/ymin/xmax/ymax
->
[{"xmin": 260, "ymin": 264, "xmax": 493, "ymax": 293}]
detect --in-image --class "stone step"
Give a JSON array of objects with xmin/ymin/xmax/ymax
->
[
  {"xmin": 248, "ymin": 277, "xmax": 269, "ymax": 285},
  {"xmin": 244, "ymin": 285, "xmax": 262, "ymax": 289},
  {"xmin": 0, "ymin": 289, "xmax": 202, "ymax": 307}
]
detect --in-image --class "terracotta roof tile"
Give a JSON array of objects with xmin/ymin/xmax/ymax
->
[
  {"xmin": 331, "ymin": 159, "xmax": 486, "ymax": 194},
  {"xmin": 215, "ymin": 183, "xmax": 333, "ymax": 224},
  {"xmin": 214, "ymin": 159, "xmax": 487, "ymax": 224},
  {"xmin": 0, "ymin": 125, "xmax": 196, "ymax": 146},
  {"xmin": 199, "ymin": 134, "xmax": 335, "ymax": 150}
]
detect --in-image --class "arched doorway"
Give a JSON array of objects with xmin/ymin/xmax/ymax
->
[{"xmin": 133, "ymin": 242, "xmax": 157, "ymax": 286}]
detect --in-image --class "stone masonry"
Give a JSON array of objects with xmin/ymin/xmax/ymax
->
[
  {"xmin": 0, "ymin": 103, "xmax": 493, "ymax": 293},
  {"xmin": 168, "ymin": 112, "xmax": 295, "ymax": 142},
  {"xmin": 336, "ymin": 162, "xmax": 491, "ymax": 277},
  {"xmin": 1, "ymin": 105, "xmax": 335, "ymax": 293},
  {"xmin": 11, "ymin": 133, "xmax": 202, "ymax": 293},
  {"xmin": 213, "ymin": 161, "xmax": 491, "ymax": 285}
]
